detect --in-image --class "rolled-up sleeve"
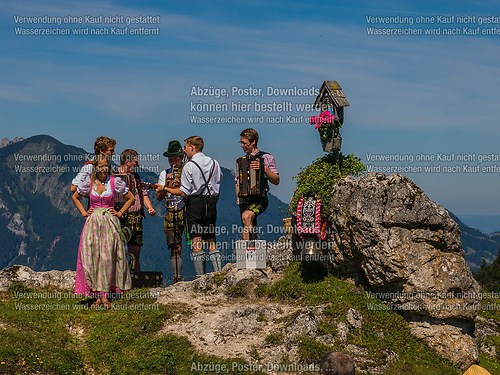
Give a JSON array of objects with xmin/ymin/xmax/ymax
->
[
  {"xmin": 157, "ymin": 170, "xmax": 166, "ymax": 186},
  {"xmin": 263, "ymin": 154, "xmax": 279, "ymax": 174}
]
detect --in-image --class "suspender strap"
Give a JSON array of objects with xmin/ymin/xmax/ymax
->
[{"xmin": 189, "ymin": 158, "xmax": 216, "ymax": 196}]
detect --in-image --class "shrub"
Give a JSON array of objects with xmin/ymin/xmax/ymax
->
[{"xmin": 289, "ymin": 153, "xmax": 365, "ymax": 217}]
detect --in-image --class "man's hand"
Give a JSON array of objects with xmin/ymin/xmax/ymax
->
[{"xmin": 250, "ymin": 159, "xmax": 260, "ymax": 170}]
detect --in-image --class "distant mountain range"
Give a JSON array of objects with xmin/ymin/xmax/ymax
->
[
  {"xmin": 0, "ymin": 135, "xmax": 289, "ymax": 282},
  {"xmin": 459, "ymin": 215, "xmax": 500, "ymax": 235},
  {"xmin": 449, "ymin": 212, "xmax": 500, "ymax": 271},
  {"xmin": 0, "ymin": 135, "xmax": 498, "ymax": 278}
]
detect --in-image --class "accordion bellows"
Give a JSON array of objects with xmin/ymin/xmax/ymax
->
[{"xmin": 236, "ymin": 154, "xmax": 265, "ymax": 197}]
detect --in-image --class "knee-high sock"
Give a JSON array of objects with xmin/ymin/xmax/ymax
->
[
  {"xmin": 209, "ymin": 250, "xmax": 222, "ymax": 272},
  {"xmin": 192, "ymin": 251, "xmax": 205, "ymax": 277},
  {"xmin": 170, "ymin": 255, "xmax": 182, "ymax": 279}
]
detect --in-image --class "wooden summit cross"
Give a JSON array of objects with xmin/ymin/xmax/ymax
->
[{"xmin": 312, "ymin": 80, "xmax": 350, "ymax": 153}]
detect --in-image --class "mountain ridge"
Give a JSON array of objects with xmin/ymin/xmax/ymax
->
[{"xmin": 0, "ymin": 134, "xmax": 497, "ymax": 275}]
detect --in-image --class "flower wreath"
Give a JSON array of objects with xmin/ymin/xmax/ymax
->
[{"xmin": 296, "ymin": 196, "xmax": 327, "ymax": 240}]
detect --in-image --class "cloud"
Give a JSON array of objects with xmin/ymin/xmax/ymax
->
[{"xmin": 4, "ymin": 1, "xmax": 499, "ymax": 129}]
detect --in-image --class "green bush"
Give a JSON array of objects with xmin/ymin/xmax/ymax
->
[{"xmin": 289, "ymin": 153, "xmax": 365, "ymax": 217}]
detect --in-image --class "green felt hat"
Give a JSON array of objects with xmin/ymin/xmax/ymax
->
[{"xmin": 163, "ymin": 140, "xmax": 183, "ymax": 157}]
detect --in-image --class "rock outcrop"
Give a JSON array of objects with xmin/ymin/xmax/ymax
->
[
  {"xmin": 155, "ymin": 263, "xmax": 398, "ymax": 374},
  {"xmin": 325, "ymin": 172, "xmax": 481, "ymax": 370},
  {"xmin": 0, "ymin": 265, "xmax": 75, "ymax": 292}
]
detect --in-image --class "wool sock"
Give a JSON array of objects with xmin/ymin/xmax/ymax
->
[
  {"xmin": 192, "ymin": 251, "xmax": 205, "ymax": 277},
  {"xmin": 209, "ymin": 250, "xmax": 222, "ymax": 272},
  {"xmin": 170, "ymin": 255, "xmax": 182, "ymax": 281}
]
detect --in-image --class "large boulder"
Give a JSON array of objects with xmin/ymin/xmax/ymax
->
[{"xmin": 327, "ymin": 173, "xmax": 480, "ymax": 370}]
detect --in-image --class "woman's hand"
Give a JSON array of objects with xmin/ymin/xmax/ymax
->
[
  {"xmin": 81, "ymin": 207, "xmax": 94, "ymax": 217},
  {"xmin": 148, "ymin": 207, "xmax": 156, "ymax": 216},
  {"xmin": 110, "ymin": 208, "xmax": 123, "ymax": 218}
]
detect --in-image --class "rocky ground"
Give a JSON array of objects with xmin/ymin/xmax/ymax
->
[{"xmin": 153, "ymin": 263, "xmax": 401, "ymax": 374}]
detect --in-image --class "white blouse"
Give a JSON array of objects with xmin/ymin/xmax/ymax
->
[{"xmin": 77, "ymin": 176, "xmax": 129, "ymax": 197}]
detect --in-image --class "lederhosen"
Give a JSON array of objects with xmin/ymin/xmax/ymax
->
[
  {"xmin": 163, "ymin": 166, "xmax": 185, "ymax": 248},
  {"xmin": 185, "ymin": 158, "xmax": 218, "ymax": 241}
]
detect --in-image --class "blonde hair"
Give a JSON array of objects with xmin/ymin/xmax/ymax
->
[{"xmin": 184, "ymin": 136, "xmax": 204, "ymax": 151}]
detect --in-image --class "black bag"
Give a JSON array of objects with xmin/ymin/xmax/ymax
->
[{"xmin": 130, "ymin": 271, "xmax": 163, "ymax": 288}]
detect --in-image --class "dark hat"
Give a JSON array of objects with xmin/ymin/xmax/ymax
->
[{"xmin": 163, "ymin": 140, "xmax": 184, "ymax": 157}]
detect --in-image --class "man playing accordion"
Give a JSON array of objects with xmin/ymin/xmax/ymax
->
[{"xmin": 236, "ymin": 128, "xmax": 280, "ymax": 241}]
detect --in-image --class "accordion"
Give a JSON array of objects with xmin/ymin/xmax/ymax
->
[{"xmin": 236, "ymin": 154, "xmax": 267, "ymax": 197}]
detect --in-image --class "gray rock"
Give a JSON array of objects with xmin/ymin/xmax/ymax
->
[
  {"xmin": 409, "ymin": 321, "xmax": 478, "ymax": 371},
  {"xmin": 475, "ymin": 316, "xmax": 500, "ymax": 360},
  {"xmin": 326, "ymin": 173, "xmax": 481, "ymax": 369},
  {"xmin": 336, "ymin": 321, "xmax": 349, "ymax": 344},
  {"xmin": 0, "ymin": 265, "xmax": 75, "ymax": 291},
  {"xmin": 285, "ymin": 306, "xmax": 324, "ymax": 339},
  {"xmin": 346, "ymin": 308, "xmax": 363, "ymax": 331},
  {"xmin": 267, "ymin": 235, "xmax": 294, "ymax": 272}
]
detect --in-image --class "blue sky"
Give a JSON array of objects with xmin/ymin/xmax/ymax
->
[{"xmin": 2, "ymin": 0, "xmax": 500, "ymax": 215}]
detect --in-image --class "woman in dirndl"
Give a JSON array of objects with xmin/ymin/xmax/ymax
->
[{"xmin": 71, "ymin": 155, "xmax": 134, "ymax": 309}]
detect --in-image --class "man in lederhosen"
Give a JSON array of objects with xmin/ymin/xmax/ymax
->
[
  {"xmin": 116, "ymin": 149, "xmax": 156, "ymax": 273},
  {"xmin": 237, "ymin": 128, "xmax": 280, "ymax": 241},
  {"xmin": 163, "ymin": 136, "xmax": 223, "ymax": 278},
  {"xmin": 156, "ymin": 140, "xmax": 185, "ymax": 283}
]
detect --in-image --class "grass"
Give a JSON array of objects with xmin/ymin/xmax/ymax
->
[
  {"xmin": 479, "ymin": 353, "xmax": 500, "ymax": 375},
  {"xmin": 478, "ymin": 293, "xmax": 500, "ymax": 321},
  {"xmin": 264, "ymin": 332, "xmax": 284, "ymax": 346},
  {"xmin": 475, "ymin": 292, "xmax": 500, "ymax": 374},
  {"xmin": 261, "ymin": 262, "xmax": 482, "ymax": 374},
  {"xmin": 225, "ymin": 279, "xmax": 251, "ymax": 298},
  {"xmin": 3, "ymin": 266, "xmax": 500, "ymax": 374},
  {"xmin": 0, "ymin": 284, "xmax": 256, "ymax": 375}
]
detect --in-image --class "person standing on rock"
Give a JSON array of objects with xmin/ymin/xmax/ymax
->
[
  {"xmin": 156, "ymin": 140, "xmax": 186, "ymax": 283},
  {"xmin": 163, "ymin": 136, "xmax": 223, "ymax": 278},
  {"xmin": 116, "ymin": 149, "xmax": 156, "ymax": 273},
  {"xmin": 72, "ymin": 154, "xmax": 134, "ymax": 309},
  {"xmin": 236, "ymin": 128, "xmax": 279, "ymax": 241}
]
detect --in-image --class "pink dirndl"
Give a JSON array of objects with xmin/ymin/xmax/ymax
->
[{"xmin": 74, "ymin": 176, "xmax": 131, "ymax": 297}]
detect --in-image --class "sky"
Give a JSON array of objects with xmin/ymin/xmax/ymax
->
[{"xmin": 2, "ymin": 0, "xmax": 500, "ymax": 215}]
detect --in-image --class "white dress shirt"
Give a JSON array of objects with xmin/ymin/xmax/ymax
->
[{"xmin": 180, "ymin": 152, "xmax": 222, "ymax": 196}]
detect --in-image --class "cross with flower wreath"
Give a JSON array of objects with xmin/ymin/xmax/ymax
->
[{"xmin": 309, "ymin": 80, "xmax": 350, "ymax": 153}]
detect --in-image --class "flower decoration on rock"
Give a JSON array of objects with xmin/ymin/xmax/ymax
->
[{"xmin": 309, "ymin": 110, "xmax": 341, "ymax": 142}]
